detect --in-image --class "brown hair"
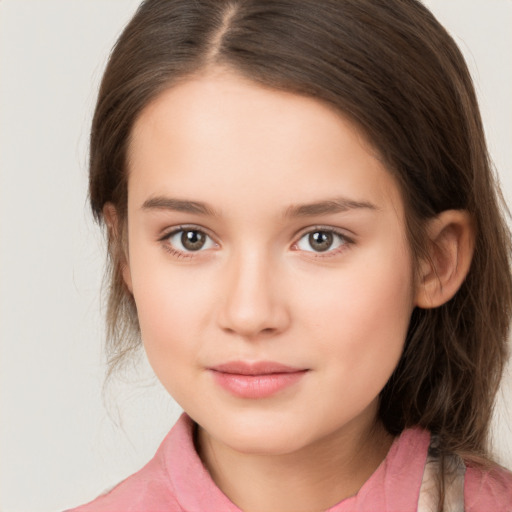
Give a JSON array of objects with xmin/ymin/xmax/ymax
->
[{"xmin": 89, "ymin": 0, "xmax": 511, "ymax": 488}]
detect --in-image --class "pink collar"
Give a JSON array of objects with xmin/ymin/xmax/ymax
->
[{"xmin": 160, "ymin": 413, "xmax": 431, "ymax": 511}]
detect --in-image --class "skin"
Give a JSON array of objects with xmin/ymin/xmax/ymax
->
[{"xmin": 114, "ymin": 67, "xmax": 474, "ymax": 511}]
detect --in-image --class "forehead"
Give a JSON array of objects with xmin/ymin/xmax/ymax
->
[{"xmin": 127, "ymin": 69, "xmax": 404, "ymax": 218}]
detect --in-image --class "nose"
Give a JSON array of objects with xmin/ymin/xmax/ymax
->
[{"xmin": 217, "ymin": 249, "xmax": 291, "ymax": 339}]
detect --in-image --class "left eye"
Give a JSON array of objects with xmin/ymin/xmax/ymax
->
[
  {"xmin": 166, "ymin": 229, "xmax": 216, "ymax": 252},
  {"xmin": 296, "ymin": 230, "xmax": 347, "ymax": 253}
]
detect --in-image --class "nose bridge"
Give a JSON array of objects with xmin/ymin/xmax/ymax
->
[{"xmin": 218, "ymin": 244, "xmax": 289, "ymax": 337}]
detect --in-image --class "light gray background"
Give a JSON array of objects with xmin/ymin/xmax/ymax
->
[{"xmin": 0, "ymin": 1, "xmax": 511, "ymax": 511}]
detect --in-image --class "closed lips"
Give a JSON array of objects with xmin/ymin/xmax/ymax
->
[{"xmin": 208, "ymin": 361, "xmax": 309, "ymax": 399}]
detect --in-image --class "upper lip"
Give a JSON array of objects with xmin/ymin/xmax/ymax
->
[{"xmin": 209, "ymin": 361, "xmax": 307, "ymax": 375}]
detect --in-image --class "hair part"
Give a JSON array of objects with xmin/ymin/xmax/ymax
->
[{"xmin": 89, "ymin": 0, "xmax": 512, "ymax": 480}]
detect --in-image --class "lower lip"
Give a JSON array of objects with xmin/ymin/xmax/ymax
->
[{"xmin": 211, "ymin": 370, "xmax": 307, "ymax": 399}]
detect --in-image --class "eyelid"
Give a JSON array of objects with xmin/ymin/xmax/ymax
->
[
  {"xmin": 293, "ymin": 225, "xmax": 355, "ymax": 242},
  {"xmin": 158, "ymin": 224, "xmax": 216, "ymax": 242}
]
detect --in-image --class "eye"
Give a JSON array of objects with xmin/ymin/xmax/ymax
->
[
  {"xmin": 295, "ymin": 229, "xmax": 349, "ymax": 253},
  {"xmin": 165, "ymin": 228, "xmax": 216, "ymax": 252}
]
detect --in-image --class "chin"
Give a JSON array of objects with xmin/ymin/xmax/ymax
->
[
  {"xmin": 225, "ymin": 427, "xmax": 310, "ymax": 456},
  {"xmin": 198, "ymin": 408, "xmax": 321, "ymax": 456}
]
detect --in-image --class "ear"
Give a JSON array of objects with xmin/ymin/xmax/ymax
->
[
  {"xmin": 103, "ymin": 203, "xmax": 133, "ymax": 293},
  {"xmin": 415, "ymin": 210, "xmax": 475, "ymax": 309}
]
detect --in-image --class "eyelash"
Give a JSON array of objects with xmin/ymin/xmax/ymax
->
[{"xmin": 158, "ymin": 225, "xmax": 354, "ymax": 259}]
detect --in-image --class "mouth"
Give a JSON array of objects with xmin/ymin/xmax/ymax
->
[{"xmin": 208, "ymin": 361, "xmax": 309, "ymax": 399}]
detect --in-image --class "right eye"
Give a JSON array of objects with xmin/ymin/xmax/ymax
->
[
  {"xmin": 295, "ymin": 228, "xmax": 350, "ymax": 254},
  {"xmin": 164, "ymin": 228, "xmax": 216, "ymax": 253}
]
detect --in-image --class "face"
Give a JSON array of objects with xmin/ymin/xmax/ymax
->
[{"xmin": 123, "ymin": 68, "xmax": 416, "ymax": 456}]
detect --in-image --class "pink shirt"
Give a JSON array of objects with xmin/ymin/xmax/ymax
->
[{"xmin": 67, "ymin": 413, "xmax": 512, "ymax": 511}]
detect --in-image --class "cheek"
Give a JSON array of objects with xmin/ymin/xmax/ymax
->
[
  {"xmin": 135, "ymin": 275, "xmax": 207, "ymax": 336},
  {"xmin": 298, "ymin": 244, "xmax": 414, "ymax": 383},
  {"xmin": 127, "ymin": 250, "xmax": 214, "ymax": 382},
  {"xmin": 134, "ymin": 280, "xmax": 203, "ymax": 398}
]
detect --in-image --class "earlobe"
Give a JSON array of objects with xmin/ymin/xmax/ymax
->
[
  {"xmin": 415, "ymin": 210, "xmax": 475, "ymax": 309},
  {"xmin": 103, "ymin": 203, "xmax": 133, "ymax": 293}
]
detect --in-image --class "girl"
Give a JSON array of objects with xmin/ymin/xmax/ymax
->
[{"xmin": 68, "ymin": 0, "xmax": 512, "ymax": 510}]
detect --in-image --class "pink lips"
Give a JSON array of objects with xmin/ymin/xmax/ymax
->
[{"xmin": 209, "ymin": 361, "xmax": 308, "ymax": 399}]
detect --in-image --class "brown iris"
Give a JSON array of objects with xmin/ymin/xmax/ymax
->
[
  {"xmin": 181, "ymin": 230, "xmax": 207, "ymax": 251},
  {"xmin": 309, "ymin": 231, "xmax": 333, "ymax": 252}
]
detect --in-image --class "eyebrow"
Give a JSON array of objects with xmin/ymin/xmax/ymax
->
[
  {"xmin": 284, "ymin": 197, "xmax": 378, "ymax": 217},
  {"xmin": 141, "ymin": 196, "xmax": 218, "ymax": 216},
  {"xmin": 141, "ymin": 195, "xmax": 378, "ymax": 218}
]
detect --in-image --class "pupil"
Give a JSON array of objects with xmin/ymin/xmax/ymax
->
[
  {"xmin": 181, "ymin": 230, "xmax": 205, "ymax": 251},
  {"xmin": 309, "ymin": 231, "xmax": 333, "ymax": 252}
]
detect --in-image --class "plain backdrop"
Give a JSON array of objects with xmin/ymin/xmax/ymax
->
[{"xmin": 0, "ymin": 1, "xmax": 511, "ymax": 511}]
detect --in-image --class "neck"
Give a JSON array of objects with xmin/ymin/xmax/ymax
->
[{"xmin": 197, "ymin": 408, "xmax": 394, "ymax": 512}]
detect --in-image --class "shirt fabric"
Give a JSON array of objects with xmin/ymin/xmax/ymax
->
[{"xmin": 67, "ymin": 413, "xmax": 512, "ymax": 512}]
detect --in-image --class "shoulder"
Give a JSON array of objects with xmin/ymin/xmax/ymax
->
[
  {"xmin": 464, "ymin": 461, "xmax": 512, "ymax": 512},
  {"xmin": 64, "ymin": 462, "xmax": 181, "ymax": 512},
  {"xmin": 65, "ymin": 413, "xmax": 241, "ymax": 512},
  {"xmin": 64, "ymin": 415, "xmax": 194, "ymax": 512}
]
